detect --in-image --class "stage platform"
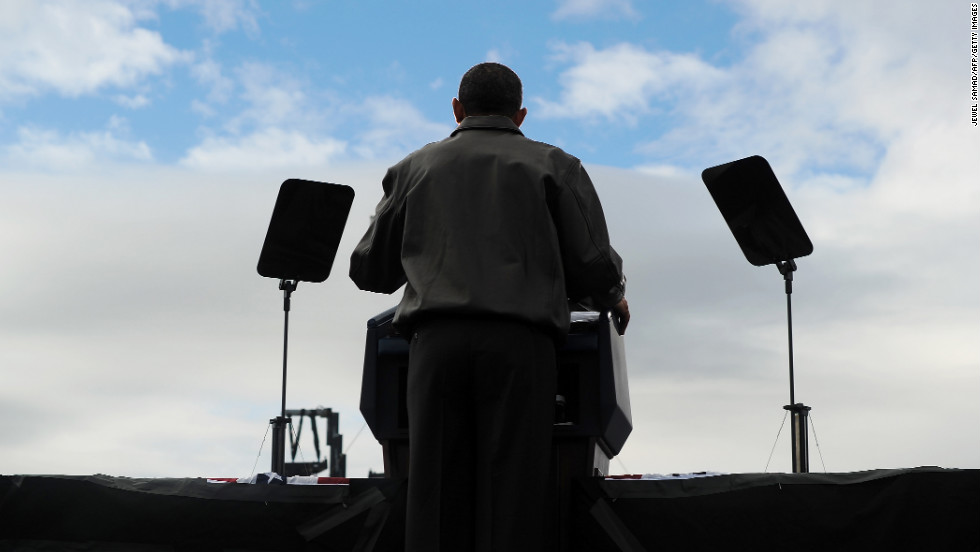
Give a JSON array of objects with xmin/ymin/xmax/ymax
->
[{"xmin": 2, "ymin": 467, "xmax": 977, "ymax": 551}]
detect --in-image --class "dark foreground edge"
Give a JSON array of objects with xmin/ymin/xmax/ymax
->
[{"xmin": 1, "ymin": 467, "xmax": 977, "ymax": 551}]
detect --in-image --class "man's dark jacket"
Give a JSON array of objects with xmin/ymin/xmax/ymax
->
[{"xmin": 349, "ymin": 115, "xmax": 625, "ymax": 337}]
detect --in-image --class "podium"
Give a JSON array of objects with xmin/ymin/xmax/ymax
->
[{"xmin": 358, "ymin": 308, "xmax": 632, "ymax": 480}]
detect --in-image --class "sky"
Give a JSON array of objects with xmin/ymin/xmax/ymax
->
[{"xmin": 1, "ymin": 0, "xmax": 977, "ymax": 479}]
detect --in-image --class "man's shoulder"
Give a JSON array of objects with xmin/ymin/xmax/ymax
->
[
  {"xmin": 388, "ymin": 138, "xmax": 448, "ymax": 172},
  {"xmin": 388, "ymin": 135, "xmax": 453, "ymax": 169},
  {"xmin": 390, "ymin": 127, "xmax": 582, "ymax": 173},
  {"xmin": 522, "ymin": 135, "xmax": 579, "ymax": 160},
  {"xmin": 513, "ymin": 136, "xmax": 585, "ymax": 177}
]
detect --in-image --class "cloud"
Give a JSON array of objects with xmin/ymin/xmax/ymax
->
[
  {"xmin": 192, "ymin": 60, "xmax": 325, "ymax": 135},
  {"xmin": 527, "ymin": 0, "xmax": 978, "ymax": 472},
  {"xmin": 113, "ymin": 93, "xmax": 151, "ymax": 109},
  {"xmin": 180, "ymin": 128, "xmax": 346, "ymax": 170},
  {"xmin": 597, "ymin": 1, "xmax": 979, "ymax": 472},
  {"xmin": 551, "ymin": 0, "xmax": 639, "ymax": 21},
  {"xmin": 589, "ymin": 157, "xmax": 978, "ymax": 473},
  {"xmin": 194, "ymin": 0, "xmax": 262, "ymax": 35},
  {"xmin": 232, "ymin": 62, "xmax": 312, "ymax": 130},
  {"xmin": 183, "ymin": 62, "xmax": 451, "ymax": 168},
  {"xmin": 156, "ymin": 0, "xmax": 262, "ymax": 35},
  {"xmin": 630, "ymin": 19, "xmax": 903, "ymax": 176},
  {"xmin": 0, "ymin": 164, "xmax": 397, "ymax": 477},
  {"xmin": 191, "ymin": 55, "xmax": 235, "ymax": 105},
  {"xmin": 0, "ymin": 0, "xmax": 189, "ymax": 100},
  {"xmin": 4, "ymin": 153, "xmax": 975, "ymax": 478},
  {"xmin": 181, "ymin": 61, "xmax": 349, "ymax": 169},
  {"xmin": 4, "ymin": 125, "xmax": 153, "ymax": 169},
  {"xmin": 0, "ymin": 0, "xmax": 975, "ymax": 480},
  {"xmin": 351, "ymin": 96, "xmax": 453, "ymax": 160},
  {"xmin": 534, "ymin": 42, "xmax": 724, "ymax": 124},
  {"xmin": 540, "ymin": 1, "xmax": 971, "ymax": 182}
]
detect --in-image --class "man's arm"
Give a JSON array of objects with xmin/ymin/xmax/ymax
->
[
  {"xmin": 349, "ymin": 169, "xmax": 407, "ymax": 294},
  {"xmin": 551, "ymin": 160, "xmax": 629, "ymax": 333}
]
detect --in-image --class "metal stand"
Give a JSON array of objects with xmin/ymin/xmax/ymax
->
[
  {"xmin": 256, "ymin": 179, "xmax": 355, "ymax": 477},
  {"xmin": 270, "ymin": 279, "xmax": 297, "ymax": 476},
  {"xmin": 702, "ymin": 156, "xmax": 816, "ymax": 475},
  {"xmin": 777, "ymin": 260, "xmax": 810, "ymax": 473},
  {"xmin": 784, "ymin": 403, "xmax": 811, "ymax": 473},
  {"xmin": 285, "ymin": 408, "xmax": 346, "ymax": 477}
]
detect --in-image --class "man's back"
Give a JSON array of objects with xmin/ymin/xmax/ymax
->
[
  {"xmin": 348, "ymin": 62, "xmax": 627, "ymax": 551},
  {"xmin": 351, "ymin": 115, "xmax": 624, "ymax": 336}
]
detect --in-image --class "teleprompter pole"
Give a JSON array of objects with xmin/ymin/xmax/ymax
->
[
  {"xmin": 256, "ymin": 180, "xmax": 355, "ymax": 477},
  {"xmin": 270, "ymin": 279, "xmax": 297, "ymax": 476},
  {"xmin": 702, "ymin": 156, "xmax": 816, "ymax": 475},
  {"xmin": 777, "ymin": 260, "xmax": 810, "ymax": 473}
]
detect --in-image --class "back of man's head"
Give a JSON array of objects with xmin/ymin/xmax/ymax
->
[{"xmin": 457, "ymin": 62, "xmax": 523, "ymax": 117}]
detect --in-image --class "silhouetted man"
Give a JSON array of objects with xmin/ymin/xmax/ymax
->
[{"xmin": 351, "ymin": 62, "xmax": 628, "ymax": 551}]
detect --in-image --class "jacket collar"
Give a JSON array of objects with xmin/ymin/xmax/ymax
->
[{"xmin": 451, "ymin": 115, "xmax": 524, "ymax": 137}]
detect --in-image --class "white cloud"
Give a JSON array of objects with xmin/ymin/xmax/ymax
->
[
  {"xmin": 4, "ymin": 155, "xmax": 974, "ymax": 478},
  {"xmin": 181, "ymin": 60, "xmax": 354, "ymax": 169},
  {"xmin": 541, "ymin": 1, "xmax": 971, "ymax": 182},
  {"xmin": 195, "ymin": 0, "xmax": 262, "ymax": 35},
  {"xmin": 0, "ymin": 164, "xmax": 396, "ymax": 477},
  {"xmin": 527, "ymin": 0, "xmax": 979, "ymax": 473},
  {"xmin": 180, "ymin": 127, "xmax": 346, "ymax": 170},
  {"xmin": 194, "ymin": 60, "xmax": 321, "ymax": 135},
  {"xmin": 534, "ymin": 42, "xmax": 724, "ymax": 124},
  {"xmin": 351, "ymin": 96, "xmax": 453, "ymax": 160},
  {"xmin": 4, "ymin": 125, "xmax": 153, "ymax": 169},
  {"xmin": 605, "ymin": 1, "xmax": 978, "ymax": 473},
  {"xmin": 0, "ymin": 0, "xmax": 189, "ymax": 99},
  {"xmin": 191, "ymin": 98, "xmax": 217, "ymax": 117},
  {"xmin": 551, "ymin": 0, "xmax": 639, "ymax": 21},
  {"xmin": 106, "ymin": 114, "xmax": 131, "ymax": 133},
  {"xmin": 669, "ymin": 1, "xmax": 961, "ymax": 178},
  {"xmin": 633, "ymin": 163, "xmax": 689, "ymax": 179},
  {"xmin": 0, "ymin": 0, "xmax": 976, "ymax": 480},
  {"xmin": 589, "ymin": 158, "xmax": 979, "ymax": 473},
  {"xmin": 113, "ymin": 93, "xmax": 151, "ymax": 109},
  {"xmin": 233, "ymin": 62, "xmax": 311, "ymax": 130},
  {"xmin": 191, "ymin": 55, "xmax": 235, "ymax": 104},
  {"xmin": 184, "ymin": 62, "xmax": 450, "ymax": 167},
  {"xmin": 158, "ymin": 0, "xmax": 262, "ymax": 35}
]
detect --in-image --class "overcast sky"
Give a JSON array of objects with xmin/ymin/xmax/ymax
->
[{"xmin": 1, "ymin": 0, "xmax": 977, "ymax": 478}]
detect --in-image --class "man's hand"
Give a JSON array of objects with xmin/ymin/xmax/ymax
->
[{"xmin": 613, "ymin": 297, "xmax": 630, "ymax": 335}]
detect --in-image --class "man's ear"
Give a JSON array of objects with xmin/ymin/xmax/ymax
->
[
  {"xmin": 511, "ymin": 107, "xmax": 528, "ymax": 127},
  {"xmin": 452, "ymin": 98, "xmax": 466, "ymax": 124}
]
